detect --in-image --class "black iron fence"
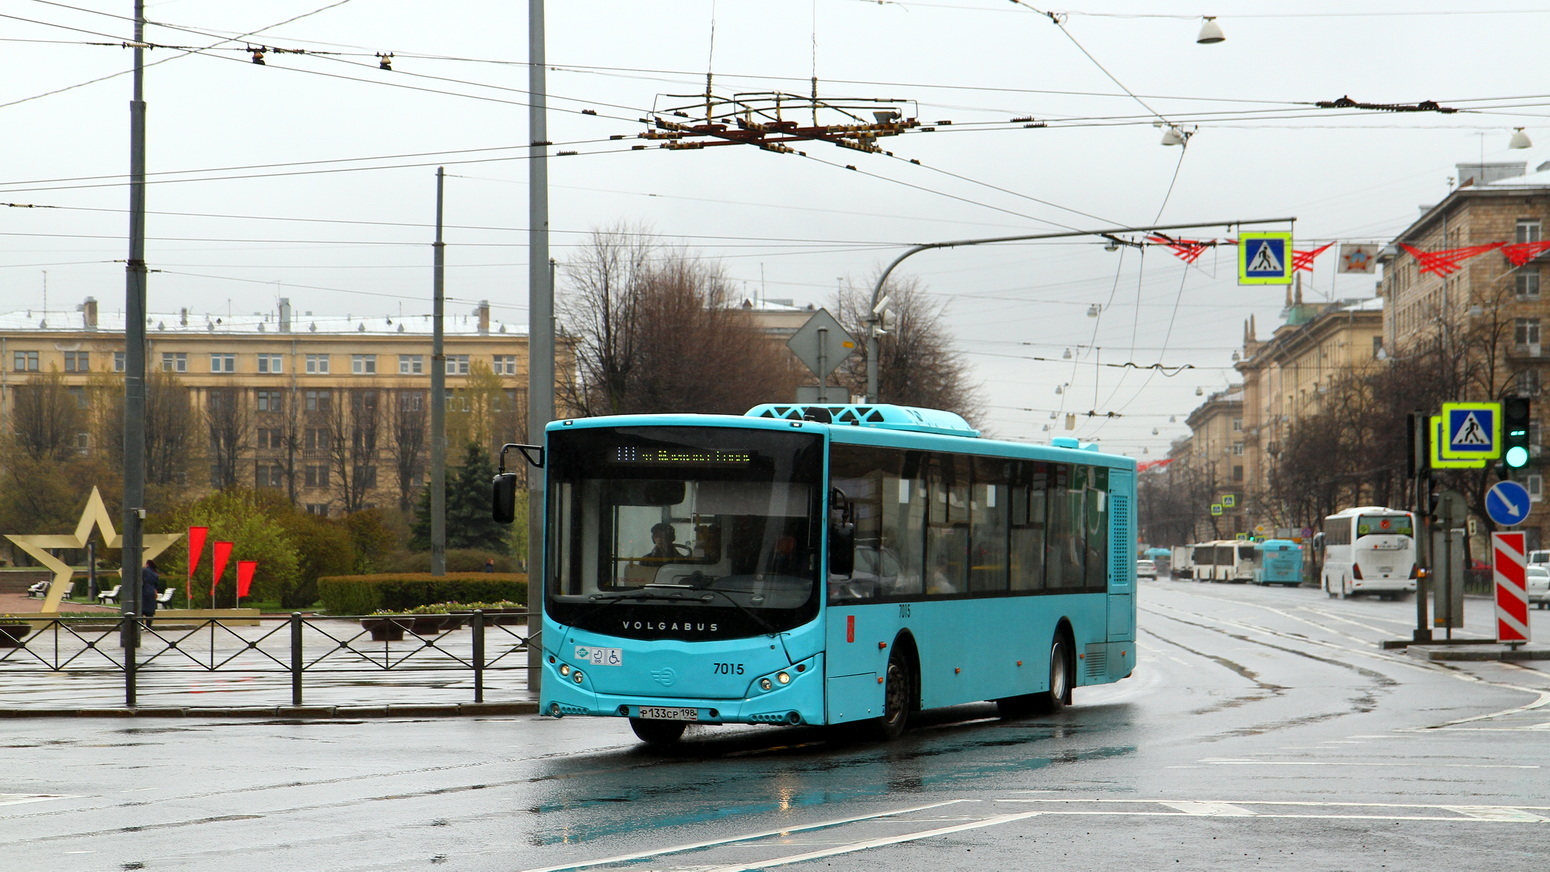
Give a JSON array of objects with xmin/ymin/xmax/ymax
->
[{"xmin": 0, "ymin": 610, "xmax": 537, "ymax": 709}]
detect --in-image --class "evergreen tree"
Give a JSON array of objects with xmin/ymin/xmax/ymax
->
[{"xmin": 410, "ymin": 442, "xmax": 509, "ymax": 554}]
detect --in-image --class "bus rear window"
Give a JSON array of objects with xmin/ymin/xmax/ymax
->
[{"xmin": 1357, "ymin": 515, "xmax": 1412, "ymax": 537}]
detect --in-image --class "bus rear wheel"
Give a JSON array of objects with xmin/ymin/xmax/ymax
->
[
  {"xmin": 1032, "ymin": 634, "xmax": 1072, "ymax": 714},
  {"xmin": 629, "ymin": 717, "xmax": 687, "ymax": 746}
]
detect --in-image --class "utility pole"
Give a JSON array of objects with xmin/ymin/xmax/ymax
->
[
  {"xmin": 123, "ymin": 0, "xmax": 148, "ymax": 633},
  {"xmin": 431, "ymin": 168, "xmax": 447, "ymax": 576},
  {"xmin": 526, "ymin": 0, "xmax": 554, "ymax": 691}
]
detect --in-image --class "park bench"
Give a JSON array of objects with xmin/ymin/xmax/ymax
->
[
  {"xmin": 97, "ymin": 585, "xmax": 121, "ymax": 604},
  {"xmin": 154, "ymin": 588, "xmax": 175, "ymax": 608},
  {"xmin": 26, "ymin": 581, "xmax": 49, "ymax": 598}
]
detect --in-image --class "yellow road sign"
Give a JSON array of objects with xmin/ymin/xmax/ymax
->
[
  {"xmin": 1430, "ymin": 415, "xmax": 1487, "ymax": 469},
  {"xmin": 1238, "ymin": 232, "xmax": 1293, "ymax": 285}
]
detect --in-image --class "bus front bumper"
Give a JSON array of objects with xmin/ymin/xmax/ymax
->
[{"xmin": 540, "ymin": 651, "xmax": 828, "ymax": 727}]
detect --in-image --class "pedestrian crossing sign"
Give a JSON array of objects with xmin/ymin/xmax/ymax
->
[
  {"xmin": 1429, "ymin": 415, "xmax": 1486, "ymax": 469},
  {"xmin": 1439, "ymin": 401, "xmax": 1501, "ymax": 460},
  {"xmin": 1238, "ymin": 232, "xmax": 1293, "ymax": 285}
]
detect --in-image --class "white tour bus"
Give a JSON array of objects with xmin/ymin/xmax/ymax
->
[
  {"xmin": 1317, "ymin": 507, "xmax": 1417, "ymax": 600},
  {"xmin": 1189, "ymin": 540, "xmax": 1257, "ymax": 583}
]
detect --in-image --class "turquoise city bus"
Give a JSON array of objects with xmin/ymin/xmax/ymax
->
[
  {"xmin": 495, "ymin": 404, "xmax": 1138, "ymax": 745},
  {"xmin": 1253, "ymin": 539, "xmax": 1304, "ymax": 586}
]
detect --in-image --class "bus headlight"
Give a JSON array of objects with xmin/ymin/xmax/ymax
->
[
  {"xmin": 777, "ymin": 672, "xmax": 791, "ymax": 684},
  {"xmin": 559, "ymin": 664, "xmax": 571, "ymax": 677},
  {"xmin": 760, "ymin": 678, "xmax": 773, "ymax": 691},
  {"xmin": 572, "ymin": 670, "xmax": 585, "ymax": 684}
]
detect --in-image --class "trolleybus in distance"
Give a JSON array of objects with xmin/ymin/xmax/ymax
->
[
  {"xmin": 1317, "ymin": 507, "xmax": 1417, "ymax": 600},
  {"xmin": 493, "ymin": 403, "xmax": 1139, "ymax": 745},
  {"xmin": 1253, "ymin": 538, "xmax": 1304, "ymax": 586}
]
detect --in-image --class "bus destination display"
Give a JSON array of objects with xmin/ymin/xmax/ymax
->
[{"xmin": 613, "ymin": 446, "xmax": 753, "ymax": 467}]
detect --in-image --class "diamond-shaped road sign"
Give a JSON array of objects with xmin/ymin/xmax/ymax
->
[{"xmin": 786, "ymin": 308, "xmax": 857, "ymax": 379}]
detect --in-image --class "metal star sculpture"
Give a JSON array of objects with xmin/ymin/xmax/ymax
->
[{"xmin": 5, "ymin": 487, "xmax": 181, "ymax": 614}]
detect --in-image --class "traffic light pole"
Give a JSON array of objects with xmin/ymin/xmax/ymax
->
[{"xmin": 1410, "ymin": 412, "xmax": 1433, "ymax": 643}]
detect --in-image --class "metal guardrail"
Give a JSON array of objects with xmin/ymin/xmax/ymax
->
[{"xmin": 0, "ymin": 610, "xmax": 537, "ymax": 709}]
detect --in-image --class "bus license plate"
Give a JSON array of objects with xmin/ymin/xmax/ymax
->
[
  {"xmin": 637, "ymin": 706, "xmax": 698, "ymax": 722},
  {"xmin": 1379, "ymin": 566, "xmax": 1393, "ymax": 574}
]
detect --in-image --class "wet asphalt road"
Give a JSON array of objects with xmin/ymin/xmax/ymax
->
[{"xmin": 5, "ymin": 580, "xmax": 1549, "ymax": 871}]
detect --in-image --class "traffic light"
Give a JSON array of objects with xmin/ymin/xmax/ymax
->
[{"xmin": 1504, "ymin": 397, "xmax": 1532, "ymax": 468}]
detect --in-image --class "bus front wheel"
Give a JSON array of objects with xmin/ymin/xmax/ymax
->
[
  {"xmin": 630, "ymin": 717, "xmax": 687, "ymax": 746},
  {"xmin": 874, "ymin": 647, "xmax": 914, "ymax": 740}
]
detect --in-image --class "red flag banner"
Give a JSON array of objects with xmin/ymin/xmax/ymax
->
[
  {"xmin": 1292, "ymin": 242, "xmax": 1334, "ymax": 273},
  {"xmin": 1399, "ymin": 242, "xmax": 1504, "ymax": 276},
  {"xmin": 1147, "ymin": 234, "xmax": 1217, "ymax": 264},
  {"xmin": 186, "ymin": 526, "xmax": 208, "ymax": 609},
  {"xmin": 1501, "ymin": 240, "xmax": 1550, "ymax": 267},
  {"xmin": 211, "ymin": 541, "xmax": 233, "ymax": 603},
  {"xmin": 236, "ymin": 561, "xmax": 258, "ymax": 600}
]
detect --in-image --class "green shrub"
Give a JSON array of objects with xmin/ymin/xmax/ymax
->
[{"xmin": 317, "ymin": 573, "xmax": 527, "ymax": 615}]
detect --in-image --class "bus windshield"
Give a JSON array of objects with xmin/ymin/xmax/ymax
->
[
  {"xmin": 1356, "ymin": 514, "xmax": 1413, "ymax": 538},
  {"xmin": 546, "ymin": 425, "xmax": 825, "ymax": 640}
]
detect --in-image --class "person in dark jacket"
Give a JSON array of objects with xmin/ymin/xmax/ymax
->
[{"xmin": 141, "ymin": 559, "xmax": 161, "ymax": 622}]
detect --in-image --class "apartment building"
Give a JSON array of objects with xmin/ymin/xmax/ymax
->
[{"xmin": 0, "ymin": 297, "xmax": 531, "ymax": 516}]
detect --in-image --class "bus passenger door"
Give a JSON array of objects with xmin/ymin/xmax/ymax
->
[{"xmin": 1107, "ymin": 472, "xmax": 1135, "ymax": 642}]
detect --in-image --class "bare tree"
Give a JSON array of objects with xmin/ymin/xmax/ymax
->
[
  {"xmin": 386, "ymin": 388, "xmax": 428, "ymax": 512},
  {"xmin": 205, "ymin": 385, "xmax": 249, "ymax": 489},
  {"xmin": 326, "ymin": 388, "xmax": 382, "ymax": 513},
  {"xmin": 832, "ymin": 275, "xmax": 984, "ymax": 425},
  {"xmin": 559, "ymin": 224, "xmax": 796, "ymax": 415},
  {"xmin": 10, "ymin": 369, "xmax": 85, "ymax": 462}
]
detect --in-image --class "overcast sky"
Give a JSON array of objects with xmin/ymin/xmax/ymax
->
[{"xmin": 4, "ymin": 1, "xmax": 1548, "ymax": 454}]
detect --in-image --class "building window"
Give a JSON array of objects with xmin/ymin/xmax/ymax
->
[
  {"xmin": 257, "ymin": 465, "xmax": 284, "ymax": 488},
  {"xmin": 63, "ymin": 351, "xmax": 90, "ymax": 372},
  {"xmin": 305, "ymin": 354, "xmax": 330, "ymax": 374},
  {"xmin": 305, "ymin": 503, "xmax": 329, "ymax": 517},
  {"xmin": 13, "ymin": 351, "xmax": 39, "ymax": 372},
  {"xmin": 69, "ymin": 387, "xmax": 88, "ymax": 409},
  {"xmin": 444, "ymin": 388, "xmax": 470, "ymax": 412},
  {"xmin": 399, "ymin": 354, "xmax": 423, "ymax": 375},
  {"xmin": 305, "ymin": 465, "xmax": 330, "ymax": 487},
  {"xmin": 399, "ymin": 391, "xmax": 423, "ymax": 411},
  {"xmin": 1517, "ymin": 219, "xmax": 1543, "ymax": 245},
  {"xmin": 354, "ymin": 466, "xmax": 378, "ymax": 488},
  {"xmin": 256, "ymin": 428, "xmax": 281, "ymax": 449},
  {"xmin": 305, "ymin": 428, "xmax": 332, "ymax": 451},
  {"xmin": 211, "ymin": 353, "xmax": 236, "ymax": 373},
  {"xmin": 445, "ymin": 354, "xmax": 469, "ymax": 375},
  {"xmin": 352, "ymin": 354, "xmax": 377, "ymax": 375},
  {"xmin": 1233, "ymin": 465, "xmax": 1244, "ymax": 482},
  {"xmin": 256, "ymin": 390, "xmax": 283, "ymax": 413},
  {"xmin": 1518, "ymin": 270, "xmax": 1542, "ymax": 299},
  {"xmin": 257, "ymin": 353, "xmax": 283, "ymax": 374},
  {"xmin": 113, "ymin": 351, "xmax": 126, "ymax": 372},
  {"xmin": 305, "ymin": 390, "xmax": 331, "ymax": 412},
  {"xmin": 74, "ymin": 431, "xmax": 90, "ymax": 453},
  {"xmin": 493, "ymin": 354, "xmax": 517, "ymax": 375},
  {"xmin": 161, "ymin": 352, "xmax": 187, "ymax": 372},
  {"xmin": 1516, "ymin": 318, "xmax": 1542, "ymax": 347}
]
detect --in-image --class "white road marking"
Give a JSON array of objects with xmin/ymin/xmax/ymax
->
[
  {"xmin": 1157, "ymin": 801, "xmax": 1253, "ymax": 816},
  {"xmin": 0, "ymin": 794, "xmax": 65, "ymax": 807},
  {"xmin": 516, "ymin": 800, "xmax": 976, "ymax": 872},
  {"xmin": 1200, "ymin": 758, "xmax": 1538, "ymax": 770},
  {"xmin": 699, "ymin": 811, "xmax": 1047, "ymax": 872}
]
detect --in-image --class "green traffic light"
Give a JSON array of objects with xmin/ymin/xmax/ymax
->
[{"xmin": 1506, "ymin": 445, "xmax": 1530, "ymax": 468}]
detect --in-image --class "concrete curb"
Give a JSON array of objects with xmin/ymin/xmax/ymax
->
[
  {"xmin": 1405, "ymin": 645, "xmax": 1550, "ymax": 662},
  {"xmin": 0, "ymin": 701, "xmax": 540, "ymax": 719}
]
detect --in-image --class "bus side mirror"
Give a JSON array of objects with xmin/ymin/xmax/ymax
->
[
  {"xmin": 492, "ymin": 472, "xmax": 518, "ymax": 524},
  {"xmin": 828, "ymin": 486, "xmax": 856, "ymax": 576},
  {"xmin": 829, "ymin": 523, "xmax": 855, "ymax": 576}
]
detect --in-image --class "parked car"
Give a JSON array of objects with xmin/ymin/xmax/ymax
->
[
  {"xmin": 1136, "ymin": 559, "xmax": 1157, "ymax": 579},
  {"xmin": 1528, "ymin": 565, "xmax": 1550, "ymax": 609},
  {"xmin": 1529, "ymin": 550, "xmax": 1550, "ymax": 566}
]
